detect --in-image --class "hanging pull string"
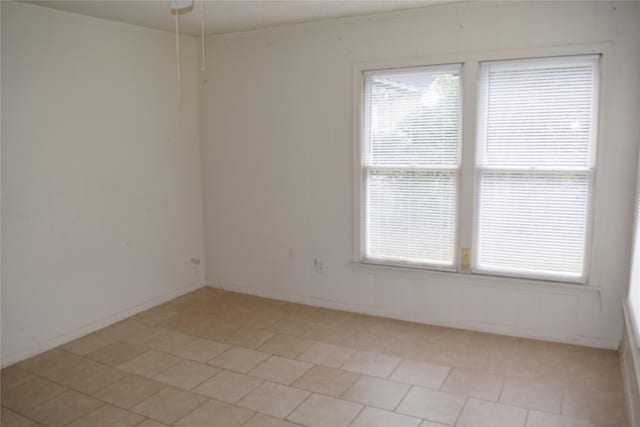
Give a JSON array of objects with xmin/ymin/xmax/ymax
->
[
  {"xmin": 175, "ymin": 10, "xmax": 182, "ymax": 108},
  {"xmin": 200, "ymin": 0, "xmax": 207, "ymax": 82}
]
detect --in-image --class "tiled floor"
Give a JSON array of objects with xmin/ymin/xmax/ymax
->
[{"xmin": 1, "ymin": 287, "xmax": 628, "ymax": 427}]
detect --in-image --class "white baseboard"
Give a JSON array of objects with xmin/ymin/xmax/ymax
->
[
  {"xmin": 2, "ymin": 280, "xmax": 205, "ymax": 368},
  {"xmin": 622, "ymin": 300, "xmax": 640, "ymax": 427},
  {"xmin": 208, "ymin": 281, "xmax": 619, "ymax": 350}
]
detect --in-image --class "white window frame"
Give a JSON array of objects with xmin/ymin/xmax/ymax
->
[
  {"xmin": 472, "ymin": 55, "xmax": 600, "ymax": 284},
  {"xmin": 360, "ymin": 63, "xmax": 463, "ymax": 271},
  {"xmin": 353, "ymin": 44, "xmax": 609, "ymax": 287}
]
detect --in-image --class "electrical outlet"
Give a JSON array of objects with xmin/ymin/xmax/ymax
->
[
  {"xmin": 460, "ymin": 248, "xmax": 471, "ymax": 273},
  {"xmin": 314, "ymin": 258, "xmax": 328, "ymax": 274}
]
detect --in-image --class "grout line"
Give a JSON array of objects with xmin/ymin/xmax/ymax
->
[{"xmin": 453, "ymin": 396, "xmax": 469, "ymax": 426}]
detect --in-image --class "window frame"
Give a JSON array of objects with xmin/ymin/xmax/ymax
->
[
  {"xmin": 360, "ymin": 63, "xmax": 464, "ymax": 271},
  {"xmin": 472, "ymin": 54, "xmax": 601, "ymax": 284},
  {"xmin": 353, "ymin": 44, "xmax": 609, "ymax": 287}
]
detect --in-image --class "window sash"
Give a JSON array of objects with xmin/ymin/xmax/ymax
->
[
  {"xmin": 473, "ymin": 55, "xmax": 598, "ymax": 283},
  {"xmin": 361, "ymin": 64, "xmax": 462, "ymax": 269}
]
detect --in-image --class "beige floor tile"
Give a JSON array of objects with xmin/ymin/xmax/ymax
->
[
  {"xmin": 396, "ymin": 386, "xmax": 466, "ymax": 425},
  {"xmin": 287, "ymin": 393, "xmax": 362, "ymax": 427},
  {"xmin": 143, "ymin": 331, "xmax": 197, "ymax": 354},
  {"xmin": 457, "ymin": 398, "xmax": 527, "ymax": 427},
  {"xmin": 225, "ymin": 328, "xmax": 275, "ymax": 349},
  {"xmin": 298, "ymin": 342, "xmax": 355, "ymax": 368},
  {"xmin": 101, "ymin": 321, "xmax": 165, "ymax": 344},
  {"xmin": 193, "ymin": 370, "xmax": 262, "ymax": 403},
  {"xmin": 238, "ymin": 381, "xmax": 310, "ymax": 418},
  {"xmin": 208, "ymin": 347, "xmax": 270, "ymax": 373},
  {"xmin": 153, "ymin": 360, "xmax": 219, "ymax": 390},
  {"xmin": 92, "ymin": 375, "xmax": 165, "ymax": 409},
  {"xmin": 292, "ymin": 365, "xmax": 360, "ymax": 397},
  {"xmin": 2, "ymin": 375, "xmax": 67, "ymax": 414},
  {"xmin": 526, "ymin": 410, "xmax": 594, "ymax": 427},
  {"xmin": 131, "ymin": 307, "xmax": 178, "ymax": 326},
  {"xmin": 250, "ymin": 356, "xmax": 313, "ymax": 385},
  {"xmin": 441, "ymin": 368, "xmax": 504, "ymax": 401},
  {"xmin": 193, "ymin": 321, "xmax": 240, "ymax": 342},
  {"xmin": 350, "ymin": 406, "xmax": 421, "ymax": 427},
  {"xmin": 59, "ymin": 363, "xmax": 126, "ymax": 394},
  {"xmin": 173, "ymin": 399, "xmax": 254, "ymax": 427},
  {"xmin": 15, "ymin": 349, "xmax": 64, "ymax": 372},
  {"xmin": 117, "ymin": 351, "xmax": 181, "ymax": 378},
  {"xmin": 500, "ymin": 378, "xmax": 563, "ymax": 413},
  {"xmin": 31, "ymin": 351, "xmax": 99, "ymax": 383},
  {"xmin": 420, "ymin": 421, "xmax": 450, "ymax": 427},
  {"xmin": 389, "ymin": 360, "xmax": 451, "ymax": 389},
  {"xmin": 137, "ymin": 420, "xmax": 169, "ymax": 427},
  {"xmin": 341, "ymin": 350, "xmax": 400, "ymax": 378},
  {"xmin": 86, "ymin": 342, "xmax": 149, "ymax": 366},
  {"xmin": 258, "ymin": 334, "xmax": 315, "ymax": 358},
  {"xmin": 1, "ymin": 408, "xmax": 38, "ymax": 427},
  {"xmin": 131, "ymin": 387, "xmax": 205, "ymax": 424},
  {"xmin": 63, "ymin": 332, "xmax": 116, "ymax": 356},
  {"xmin": 562, "ymin": 385, "xmax": 627, "ymax": 425},
  {"xmin": 68, "ymin": 404, "xmax": 144, "ymax": 427},
  {"xmin": 342, "ymin": 376, "xmax": 410, "ymax": 411},
  {"xmin": 245, "ymin": 414, "xmax": 303, "ymax": 427},
  {"xmin": 1, "ymin": 365, "xmax": 37, "ymax": 393},
  {"xmin": 169, "ymin": 338, "xmax": 231, "ymax": 363},
  {"xmin": 29, "ymin": 390, "xmax": 103, "ymax": 427}
]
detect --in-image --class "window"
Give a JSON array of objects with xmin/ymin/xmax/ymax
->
[
  {"xmin": 357, "ymin": 53, "xmax": 601, "ymax": 283},
  {"xmin": 628, "ymin": 164, "xmax": 640, "ymax": 341},
  {"xmin": 474, "ymin": 55, "xmax": 599, "ymax": 282},
  {"xmin": 361, "ymin": 64, "xmax": 462, "ymax": 269}
]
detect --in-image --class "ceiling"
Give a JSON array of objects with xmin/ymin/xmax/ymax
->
[{"xmin": 26, "ymin": 0, "xmax": 448, "ymax": 36}]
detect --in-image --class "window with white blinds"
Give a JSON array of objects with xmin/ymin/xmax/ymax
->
[
  {"xmin": 362, "ymin": 64, "xmax": 461, "ymax": 268},
  {"xmin": 475, "ymin": 55, "xmax": 599, "ymax": 282},
  {"xmin": 628, "ymin": 166, "xmax": 640, "ymax": 341}
]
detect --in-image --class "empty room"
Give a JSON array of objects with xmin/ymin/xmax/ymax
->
[{"xmin": 2, "ymin": 0, "xmax": 640, "ymax": 426}]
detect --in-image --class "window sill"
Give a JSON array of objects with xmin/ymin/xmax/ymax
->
[{"xmin": 352, "ymin": 261, "xmax": 601, "ymax": 297}]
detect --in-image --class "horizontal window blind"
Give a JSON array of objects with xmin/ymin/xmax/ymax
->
[
  {"xmin": 475, "ymin": 55, "xmax": 599, "ymax": 281},
  {"xmin": 363, "ymin": 65, "xmax": 461, "ymax": 267}
]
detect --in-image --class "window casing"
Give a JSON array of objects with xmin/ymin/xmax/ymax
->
[{"xmin": 357, "ymin": 53, "xmax": 600, "ymax": 284}]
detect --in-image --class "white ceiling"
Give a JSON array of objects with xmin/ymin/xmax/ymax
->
[{"xmin": 26, "ymin": 0, "xmax": 448, "ymax": 36}]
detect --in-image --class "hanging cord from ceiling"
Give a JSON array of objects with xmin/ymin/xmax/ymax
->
[
  {"xmin": 200, "ymin": 0, "xmax": 207, "ymax": 82},
  {"xmin": 175, "ymin": 10, "xmax": 181, "ymax": 108}
]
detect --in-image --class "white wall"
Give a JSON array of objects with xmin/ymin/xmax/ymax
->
[
  {"xmin": 1, "ymin": 3, "xmax": 205, "ymax": 365},
  {"xmin": 201, "ymin": 1, "xmax": 640, "ymax": 349}
]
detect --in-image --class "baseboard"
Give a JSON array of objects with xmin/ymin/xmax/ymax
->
[
  {"xmin": 622, "ymin": 300, "xmax": 640, "ymax": 426},
  {"xmin": 2, "ymin": 279, "xmax": 205, "ymax": 368},
  {"xmin": 207, "ymin": 282, "xmax": 619, "ymax": 350}
]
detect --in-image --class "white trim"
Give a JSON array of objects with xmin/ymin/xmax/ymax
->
[
  {"xmin": 1, "ymin": 280, "xmax": 205, "ymax": 368},
  {"xmin": 622, "ymin": 300, "xmax": 640, "ymax": 426},
  {"xmin": 210, "ymin": 281, "xmax": 617, "ymax": 349},
  {"xmin": 356, "ymin": 61, "xmax": 463, "ymax": 270},
  {"xmin": 473, "ymin": 53, "xmax": 600, "ymax": 285}
]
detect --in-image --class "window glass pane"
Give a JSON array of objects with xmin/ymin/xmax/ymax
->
[
  {"xmin": 481, "ymin": 57, "xmax": 597, "ymax": 169},
  {"xmin": 367, "ymin": 170, "xmax": 457, "ymax": 266},
  {"xmin": 366, "ymin": 67, "xmax": 461, "ymax": 168},
  {"xmin": 477, "ymin": 171, "xmax": 589, "ymax": 279}
]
